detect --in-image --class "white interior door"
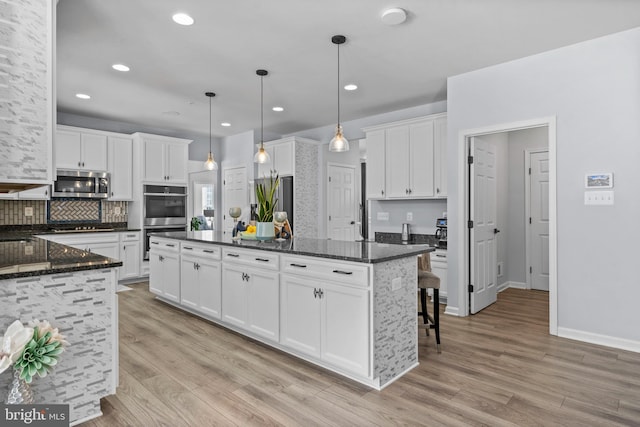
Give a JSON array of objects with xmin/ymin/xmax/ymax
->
[
  {"xmin": 223, "ymin": 166, "xmax": 247, "ymax": 232},
  {"xmin": 470, "ymin": 137, "xmax": 498, "ymax": 314},
  {"xmin": 530, "ymin": 151, "xmax": 550, "ymax": 291},
  {"xmin": 327, "ymin": 164, "xmax": 356, "ymax": 241}
]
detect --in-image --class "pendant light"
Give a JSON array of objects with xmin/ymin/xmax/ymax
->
[
  {"xmin": 204, "ymin": 91, "xmax": 218, "ymax": 170},
  {"xmin": 329, "ymin": 35, "xmax": 349, "ymax": 152},
  {"xmin": 254, "ymin": 69, "xmax": 271, "ymax": 164}
]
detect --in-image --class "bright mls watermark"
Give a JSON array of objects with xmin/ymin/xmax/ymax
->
[{"xmin": 1, "ymin": 404, "xmax": 68, "ymax": 426}]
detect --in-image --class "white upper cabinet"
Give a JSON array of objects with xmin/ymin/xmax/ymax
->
[
  {"xmin": 433, "ymin": 116, "xmax": 448, "ymax": 197},
  {"xmin": 55, "ymin": 126, "xmax": 108, "ymax": 171},
  {"xmin": 108, "ymin": 136, "xmax": 133, "ymax": 200},
  {"xmin": 365, "ymin": 130, "xmax": 386, "ymax": 199},
  {"xmin": 137, "ymin": 134, "xmax": 191, "ymax": 185},
  {"xmin": 257, "ymin": 138, "xmax": 294, "ymax": 177},
  {"xmin": 363, "ymin": 113, "xmax": 446, "ymax": 200}
]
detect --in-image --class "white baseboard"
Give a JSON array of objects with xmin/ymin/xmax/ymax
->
[
  {"xmin": 558, "ymin": 327, "xmax": 640, "ymax": 354},
  {"xmin": 444, "ymin": 306, "xmax": 459, "ymax": 316},
  {"xmin": 498, "ymin": 281, "xmax": 527, "ymax": 292}
]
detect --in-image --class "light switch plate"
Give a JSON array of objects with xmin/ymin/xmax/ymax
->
[
  {"xmin": 406, "ymin": 212, "xmax": 413, "ymax": 221},
  {"xmin": 584, "ymin": 190, "xmax": 614, "ymax": 205},
  {"xmin": 24, "ymin": 207, "xmax": 33, "ymax": 217},
  {"xmin": 377, "ymin": 212, "xmax": 390, "ymax": 221},
  {"xmin": 114, "ymin": 206, "xmax": 122, "ymax": 215},
  {"xmin": 392, "ymin": 277, "xmax": 402, "ymax": 291}
]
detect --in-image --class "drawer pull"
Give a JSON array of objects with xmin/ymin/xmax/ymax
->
[
  {"xmin": 435, "ymin": 254, "xmax": 446, "ymax": 258},
  {"xmin": 183, "ymin": 247, "xmax": 193, "ymax": 250},
  {"xmin": 290, "ymin": 263, "xmax": 307, "ymax": 268},
  {"xmin": 255, "ymin": 257, "xmax": 270, "ymax": 262},
  {"xmin": 332, "ymin": 270, "xmax": 353, "ymax": 275},
  {"xmin": 166, "ymin": 244, "xmax": 176, "ymax": 247},
  {"xmin": 227, "ymin": 253, "xmax": 240, "ymax": 258},
  {"xmin": 151, "ymin": 241, "xmax": 159, "ymax": 245},
  {"xmin": 126, "ymin": 234, "xmax": 136, "ymax": 238},
  {"xmin": 203, "ymin": 249, "xmax": 215, "ymax": 254}
]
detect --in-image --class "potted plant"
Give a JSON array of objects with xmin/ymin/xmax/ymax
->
[{"xmin": 255, "ymin": 172, "xmax": 279, "ymax": 241}]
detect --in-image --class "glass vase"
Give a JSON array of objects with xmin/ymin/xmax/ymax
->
[{"xmin": 5, "ymin": 369, "xmax": 34, "ymax": 404}]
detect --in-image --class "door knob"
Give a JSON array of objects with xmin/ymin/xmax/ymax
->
[{"xmin": 350, "ymin": 221, "xmax": 355, "ymax": 225}]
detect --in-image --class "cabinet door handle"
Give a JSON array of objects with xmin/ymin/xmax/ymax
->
[
  {"xmin": 123, "ymin": 246, "xmax": 126, "ymax": 251},
  {"xmin": 227, "ymin": 253, "xmax": 239, "ymax": 258},
  {"xmin": 436, "ymin": 188, "xmax": 440, "ymax": 194},
  {"xmin": 332, "ymin": 269, "xmax": 353, "ymax": 275},
  {"xmin": 319, "ymin": 289, "xmax": 324, "ymax": 298},
  {"xmin": 290, "ymin": 263, "xmax": 307, "ymax": 268},
  {"xmin": 183, "ymin": 247, "xmax": 193, "ymax": 250},
  {"xmin": 381, "ymin": 190, "xmax": 385, "ymax": 196},
  {"xmin": 409, "ymin": 189, "xmax": 412, "ymax": 194},
  {"xmin": 405, "ymin": 189, "xmax": 408, "ymax": 194},
  {"xmin": 313, "ymin": 288, "xmax": 319, "ymax": 298},
  {"xmin": 255, "ymin": 257, "xmax": 269, "ymax": 262},
  {"xmin": 203, "ymin": 249, "xmax": 215, "ymax": 254},
  {"xmin": 158, "ymin": 255, "xmax": 164, "ymax": 262},
  {"xmin": 45, "ymin": 190, "xmax": 48, "ymax": 196}
]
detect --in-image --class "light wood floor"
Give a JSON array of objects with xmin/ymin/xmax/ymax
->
[{"xmin": 83, "ymin": 284, "xmax": 640, "ymax": 426}]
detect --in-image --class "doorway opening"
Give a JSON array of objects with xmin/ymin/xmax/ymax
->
[{"xmin": 458, "ymin": 117, "xmax": 558, "ymax": 335}]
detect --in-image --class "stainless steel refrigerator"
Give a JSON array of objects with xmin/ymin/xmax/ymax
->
[{"xmin": 254, "ymin": 176, "xmax": 293, "ymax": 233}]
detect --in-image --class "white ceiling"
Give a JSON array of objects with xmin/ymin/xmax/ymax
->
[{"xmin": 57, "ymin": 0, "xmax": 640, "ymax": 140}]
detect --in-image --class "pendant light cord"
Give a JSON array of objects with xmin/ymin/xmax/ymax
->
[
  {"xmin": 209, "ymin": 95, "xmax": 212, "ymax": 153},
  {"xmin": 337, "ymin": 41, "xmax": 341, "ymax": 127},
  {"xmin": 261, "ymin": 73, "xmax": 264, "ymax": 146}
]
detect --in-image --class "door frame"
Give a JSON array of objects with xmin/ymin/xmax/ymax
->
[
  {"xmin": 524, "ymin": 148, "xmax": 549, "ymax": 290},
  {"xmin": 456, "ymin": 116, "xmax": 558, "ymax": 335},
  {"xmin": 326, "ymin": 162, "xmax": 358, "ymax": 240}
]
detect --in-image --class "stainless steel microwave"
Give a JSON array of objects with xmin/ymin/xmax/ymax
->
[{"xmin": 53, "ymin": 170, "xmax": 110, "ymax": 198}]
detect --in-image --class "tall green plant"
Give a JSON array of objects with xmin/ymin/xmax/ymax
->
[{"xmin": 255, "ymin": 172, "xmax": 279, "ymax": 222}]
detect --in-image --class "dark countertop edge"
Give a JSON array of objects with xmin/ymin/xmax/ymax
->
[
  {"xmin": 0, "ymin": 261, "xmax": 123, "ymax": 280},
  {"xmin": 161, "ymin": 234, "xmax": 434, "ymax": 264}
]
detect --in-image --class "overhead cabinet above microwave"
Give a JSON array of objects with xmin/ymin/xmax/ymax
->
[
  {"xmin": 55, "ymin": 126, "xmax": 108, "ymax": 172},
  {"xmin": 132, "ymin": 133, "xmax": 191, "ymax": 185}
]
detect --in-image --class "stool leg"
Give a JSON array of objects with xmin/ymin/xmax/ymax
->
[
  {"xmin": 420, "ymin": 288, "xmax": 429, "ymax": 336},
  {"xmin": 434, "ymin": 288, "xmax": 441, "ymax": 353}
]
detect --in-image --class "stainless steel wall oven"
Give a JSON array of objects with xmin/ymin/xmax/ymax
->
[{"xmin": 143, "ymin": 185, "xmax": 187, "ymax": 259}]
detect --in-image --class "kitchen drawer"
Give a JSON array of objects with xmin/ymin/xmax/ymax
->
[
  {"xmin": 432, "ymin": 249, "xmax": 447, "ymax": 263},
  {"xmin": 149, "ymin": 237, "xmax": 179, "ymax": 253},
  {"xmin": 181, "ymin": 242, "xmax": 221, "ymax": 260},
  {"xmin": 281, "ymin": 255, "xmax": 369, "ymax": 288},
  {"xmin": 121, "ymin": 231, "xmax": 140, "ymax": 242},
  {"xmin": 222, "ymin": 248, "xmax": 279, "ymax": 271}
]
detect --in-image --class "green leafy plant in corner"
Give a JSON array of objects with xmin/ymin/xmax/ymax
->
[
  {"xmin": 190, "ymin": 217, "xmax": 202, "ymax": 231},
  {"xmin": 255, "ymin": 172, "xmax": 280, "ymax": 222}
]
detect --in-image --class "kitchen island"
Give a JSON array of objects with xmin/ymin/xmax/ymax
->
[
  {"xmin": 149, "ymin": 231, "xmax": 434, "ymax": 389},
  {"xmin": 0, "ymin": 235, "xmax": 121, "ymax": 425}
]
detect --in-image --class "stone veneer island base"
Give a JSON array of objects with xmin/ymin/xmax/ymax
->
[{"xmin": 0, "ymin": 237, "xmax": 120, "ymax": 426}]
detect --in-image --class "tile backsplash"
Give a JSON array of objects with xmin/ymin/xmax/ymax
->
[
  {"xmin": 0, "ymin": 200, "xmax": 47, "ymax": 225},
  {"xmin": 0, "ymin": 199, "xmax": 127, "ymax": 225}
]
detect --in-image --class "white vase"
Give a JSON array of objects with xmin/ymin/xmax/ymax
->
[
  {"xmin": 256, "ymin": 222, "xmax": 275, "ymax": 241},
  {"xmin": 5, "ymin": 369, "xmax": 34, "ymax": 404}
]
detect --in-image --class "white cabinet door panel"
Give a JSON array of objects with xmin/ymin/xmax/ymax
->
[
  {"xmin": 365, "ymin": 130, "xmax": 386, "ymax": 199},
  {"xmin": 221, "ymin": 264, "xmax": 248, "ymax": 328},
  {"xmin": 180, "ymin": 256, "xmax": 200, "ymax": 310},
  {"xmin": 199, "ymin": 260, "xmax": 222, "ymax": 319},
  {"xmin": 167, "ymin": 143, "xmax": 187, "ymax": 183},
  {"xmin": 385, "ymin": 126, "xmax": 410, "ymax": 198},
  {"xmin": 81, "ymin": 133, "xmax": 108, "ymax": 171},
  {"xmin": 409, "ymin": 120, "xmax": 435, "ymax": 197},
  {"xmin": 162, "ymin": 252, "xmax": 181, "ymax": 303},
  {"xmin": 143, "ymin": 141, "xmax": 166, "ymax": 183},
  {"xmin": 55, "ymin": 130, "xmax": 81, "ymax": 169},
  {"xmin": 280, "ymin": 276, "xmax": 321, "ymax": 357},
  {"xmin": 247, "ymin": 269, "xmax": 279, "ymax": 341}
]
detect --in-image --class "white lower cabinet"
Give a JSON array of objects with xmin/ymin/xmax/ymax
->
[
  {"xmin": 221, "ymin": 253, "xmax": 279, "ymax": 341},
  {"xmin": 280, "ymin": 262, "xmax": 370, "ymax": 377},
  {"xmin": 180, "ymin": 243, "xmax": 222, "ymax": 318},
  {"xmin": 149, "ymin": 238, "xmax": 180, "ymax": 302},
  {"xmin": 120, "ymin": 232, "xmax": 141, "ymax": 280},
  {"xmin": 430, "ymin": 249, "xmax": 448, "ymax": 301}
]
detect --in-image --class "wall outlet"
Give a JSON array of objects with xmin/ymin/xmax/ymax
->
[
  {"xmin": 24, "ymin": 245, "xmax": 33, "ymax": 256},
  {"xmin": 406, "ymin": 212, "xmax": 413, "ymax": 221},
  {"xmin": 391, "ymin": 277, "xmax": 402, "ymax": 291},
  {"xmin": 24, "ymin": 207, "xmax": 33, "ymax": 217},
  {"xmin": 114, "ymin": 206, "xmax": 122, "ymax": 215},
  {"xmin": 497, "ymin": 261, "xmax": 504, "ymax": 277},
  {"xmin": 584, "ymin": 190, "xmax": 614, "ymax": 205},
  {"xmin": 377, "ymin": 212, "xmax": 390, "ymax": 221}
]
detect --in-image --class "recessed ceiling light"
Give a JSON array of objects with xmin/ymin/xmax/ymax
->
[
  {"xmin": 75, "ymin": 93, "xmax": 90, "ymax": 99},
  {"xmin": 272, "ymin": 106, "xmax": 284, "ymax": 112},
  {"xmin": 172, "ymin": 13, "xmax": 194, "ymax": 26},
  {"xmin": 221, "ymin": 122, "xmax": 231, "ymax": 127},
  {"xmin": 112, "ymin": 64, "xmax": 130, "ymax": 72},
  {"xmin": 344, "ymin": 84, "xmax": 358, "ymax": 91}
]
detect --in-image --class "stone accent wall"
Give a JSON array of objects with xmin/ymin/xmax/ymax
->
[
  {"xmin": 0, "ymin": 200, "xmax": 47, "ymax": 225},
  {"xmin": 101, "ymin": 201, "xmax": 127, "ymax": 223},
  {"xmin": 49, "ymin": 200, "xmax": 100, "ymax": 222},
  {"xmin": 0, "ymin": 0, "xmax": 51, "ymax": 182},
  {"xmin": 0, "ymin": 269, "xmax": 117, "ymax": 424},
  {"xmin": 372, "ymin": 256, "xmax": 418, "ymax": 386},
  {"xmin": 294, "ymin": 141, "xmax": 319, "ymax": 238}
]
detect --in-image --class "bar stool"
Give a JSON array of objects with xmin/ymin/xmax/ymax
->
[{"xmin": 417, "ymin": 252, "xmax": 441, "ymax": 353}]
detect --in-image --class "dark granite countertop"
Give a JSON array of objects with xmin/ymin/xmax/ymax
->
[
  {"xmin": 0, "ymin": 236, "xmax": 122, "ymax": 280},
  {"xmin": 151, "ymin": 231, "xmax": 434, "ymax": 264}
]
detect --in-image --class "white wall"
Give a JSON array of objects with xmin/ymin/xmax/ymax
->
[{"xmin": 447, "ymin": 27, "xmax": 640, "ymax": 348}]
